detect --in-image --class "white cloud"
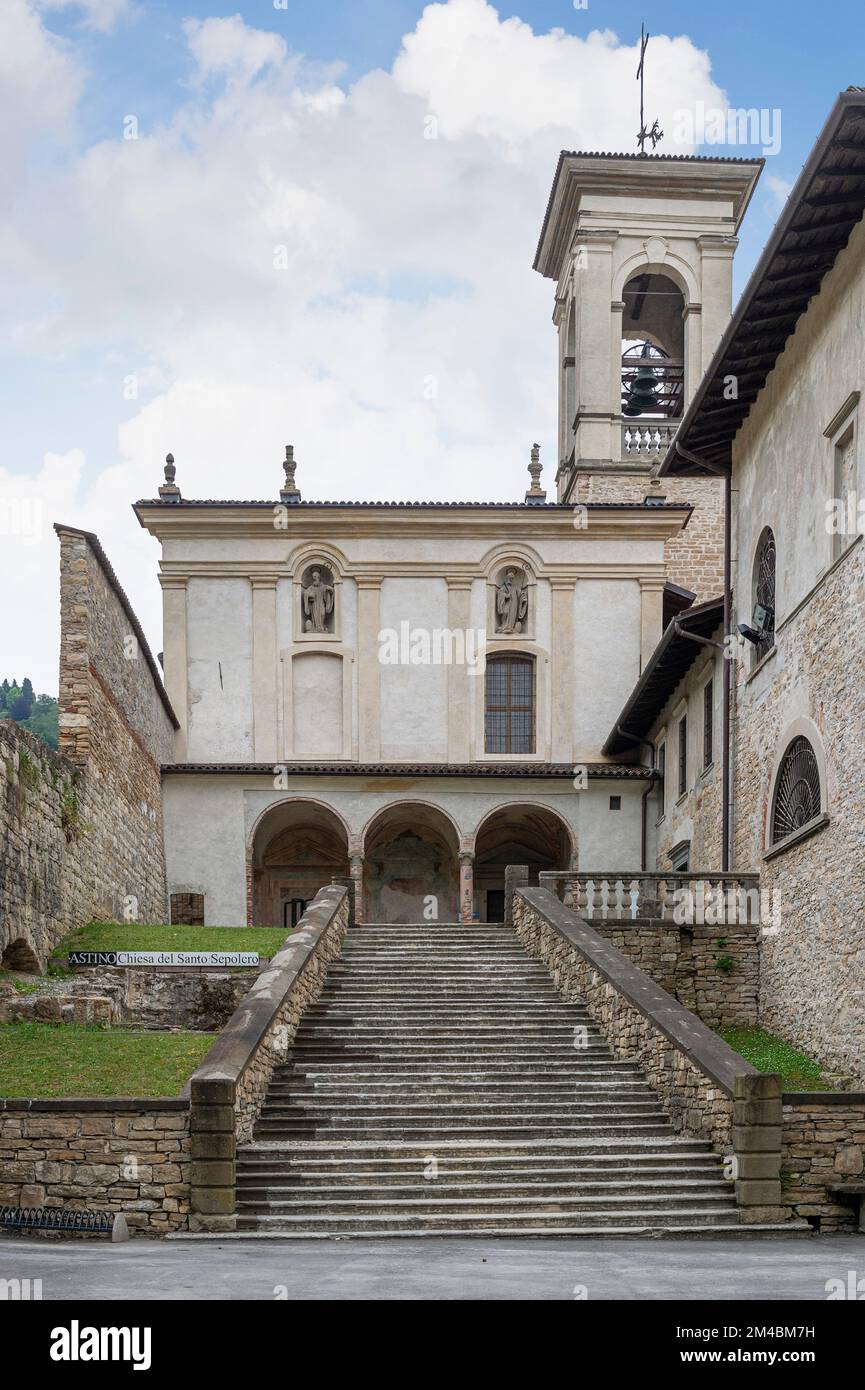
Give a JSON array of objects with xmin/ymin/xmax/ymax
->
[
  {"xmin": 0, "ymin": 0, "xmax": 83, "ymax": 184},
  {"xmin": 38, "ymin": 0, "xmax": 132, "ymax": 35},
  {"xmin": 765, "ymin": 174, "xmax": 793, "ymax": 211},
  {"xmin": 3, "ymin": 2, "xmax": 729, "ymax": 689}
]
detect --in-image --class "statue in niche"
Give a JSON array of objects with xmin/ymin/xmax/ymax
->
[
  {"xmin": 301, "ymin": 567, "xmax": 335, "ymax": 633},
  {"xmin": 495, "ymin": 568, "xmax": 529, "ymax": 634}
]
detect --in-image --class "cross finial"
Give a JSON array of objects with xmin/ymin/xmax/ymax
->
[
  {"xmin": 159, "ymin": 452, "xmax": 181, "ymax": 502},
  {"xmin": 636, "ymin": 24, "xmax": 663, "ymax": 156},
  {"xmin": 280, "ymin": 443, "xmax": 301, "ymax": 504},
  {"xmin": 525, "ymin": 442, "xmax": 546, "ymax": 504}
]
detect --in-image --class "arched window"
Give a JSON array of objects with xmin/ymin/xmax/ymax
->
[
  {"xmin": 485, "ymin": 654, "xmax": 535, "ymax": 754},
  {"xmin": 752, "ymin": 527, "xmax": 776, "ymax": 662},
  {"xmin": 771, "ymin": 736, "xmax": 821, "ymax": 844}
]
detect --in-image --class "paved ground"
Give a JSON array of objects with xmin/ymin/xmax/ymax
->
[{"xmin": 2, "ymin": 1234, "xmax": 864, "ymax": 1300}]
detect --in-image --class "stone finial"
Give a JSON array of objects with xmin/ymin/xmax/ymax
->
[
  {"xmin": 525, "ymin": 442, "xmax": 546, "ymax": 504},
  {"xmin": 280, "ymin": 444, "xmax": 301, "ymax": 504},
  {"xmin": 158, "ymin": 452, "xmax": 181, "ymax": 503}
]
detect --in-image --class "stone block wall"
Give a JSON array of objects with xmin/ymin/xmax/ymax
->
[
  {"xmin": 571, "ymin": 472, "xmax": 725, "ymax": 601},
  {"xmin": 0, "ymin": 1099, "xmax": 190, "ymax": 1234},
  {"xmin": 732, "ymin": 540, "xmax": 865, "ymax": 1086},
  {"xmin": 591, "ymin": 920, "xmax": 759, "ymax": 1027},
  {"xmin": 0, "ymin": 967, "xmax": 257, "ymax": 1032},
  {"xmin": 0, "ymin": 527, "xmax": 178, "ymax": 970},
  {"xmin": 781, "ymin": 1096, "xmax": 865, "ymax": 1232}
]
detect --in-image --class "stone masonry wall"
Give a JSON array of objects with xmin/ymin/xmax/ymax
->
[
  {"xmin": 732, "ymin": 540, "xmax": 865, "ymax": 1086},
  {"xmin": 0, "ymin": 1099, "xmax": 190, "ymax": 1234},
  {"xmin": 592, "ymin": 921, "xmax": 758, "ymax": 1028},
  {"xmin": 571, "ymin": 472, "xmax": 725, "ymax": 601},
  {"xmin": 0, "ymin": 528, "xmax": 178, "ymax": 970},
  {"xmin": 782, "ymin": 1098, "xmax": 865, "ymax": 1233}
]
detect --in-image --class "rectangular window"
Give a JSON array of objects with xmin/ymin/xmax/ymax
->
[
  {"xmin": 484, "ymin": 654, "xmax": 535, "ymax": 754},
  {"xmin": 678, "ymin": 715, "xmax": 688, "ymax": 798},
  {"xmin": 703, "ymin": 679, "xmax": 714, "ymax": 769},
  {"xmin": 656, "ymin": 742, "xmax": 666, "ymax": 817}
]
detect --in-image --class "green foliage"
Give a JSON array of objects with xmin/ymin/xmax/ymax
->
[
  {"xmin": 52, "ymin": 922, "xmax": 289, "ymax": 958},
  {"xmin": 0, "ymin": 1021, "xmax": 216, "ymax": 1097},
  {"xmin": 0, "ymin": 677, "xmax": 58, "ymax": 749},
  {"xmin": 714, "ymin": 953, "xmax": 735, "ymax": 974},
  {"xmin": 720, "ymin": 1026, "xmax": 832, "ymax": 1089}
]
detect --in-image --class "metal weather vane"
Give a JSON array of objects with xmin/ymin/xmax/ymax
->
[{"xmin": 636, "ymin": 23, "xmax": 664, "ymax": 155}]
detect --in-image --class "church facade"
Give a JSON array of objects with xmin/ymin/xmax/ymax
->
[{"xmin": 133, "ymin": 145, "xmax": 766, "ymax": 930}]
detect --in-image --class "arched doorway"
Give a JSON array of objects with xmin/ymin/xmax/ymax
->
[
  {"xmin": 473, "ymin": 804, "xmax": 574, "ymax": 922},
  {"xmin": 363, "ymin": 802, "xmax": 460, "ymax": 923},
  {"xmin": 250, "ymin": 800, "xmax": 349, "ymax": 929}
]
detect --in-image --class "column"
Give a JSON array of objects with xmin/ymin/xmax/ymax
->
[
  {"xmin": 459, "ymin": 852, "xmax": 475, "ymax": 924},
  {"xmin": 550, "ymin": 579, "xmax": 576, "ymax": 762},
  {"xmin": 356, "ymin": 577, "xmax": 382, "ymax": 761},
  {"xmin": 349, "ymin": 850, "xmax": 364, "ymax": 925},
  {"xmin": 447, "ymin": 579, "xmax": 473, "ymax": 763},
  {"xmin": 640, "ymin": 578, "xmax": 666, "ymax": 671},
  {"xmin": 160, "ymin": 577, "xmax": 188, "ymax": 760},
  {"xmin": 252, "ymin": 577, "xmax": 278, "ymax": 763}
]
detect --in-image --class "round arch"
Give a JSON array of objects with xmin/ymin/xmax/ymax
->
[
  {"xmin": 471, "ymin": 802, "xmax": 575, "ymax": 921},
  {"xmin": 362, "ymin": 800, "xmax": 460, "ymax": 924},
  {"xmin": 613, "ymin": 253, "xmax": 698, "ymax": 306},
  {"xmin": 765, "ymin": 717, "xmax": 829, "ymax": 852},
  {"xmin": 249, "ymin": 798, "xmax": 350, "ymax": 929}
]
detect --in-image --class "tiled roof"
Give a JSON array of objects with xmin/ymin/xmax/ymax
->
[
  {"xmin": 162, "ymin": 761, "xmax": 656, "ymax": 779},
  {"xmin": 661, "ymin": 89, "xmax": 865, "ymax": 475}
]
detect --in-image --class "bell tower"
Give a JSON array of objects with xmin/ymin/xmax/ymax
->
[{"xmin": 533, "ymin": 152, "xmax": 762, "ymax": 505}]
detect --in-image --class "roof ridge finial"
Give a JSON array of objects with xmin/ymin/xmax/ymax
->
[
  {"xmin": 525, "ymin": 442, "xmax": 546, "ymax": 504},
  {"xmin": 159, "ymin": 452, "xmax": 181, "ymax": 503},
  {"xmin": 280, "ymin": 443, "xmax": 301, "ymax": 504}
]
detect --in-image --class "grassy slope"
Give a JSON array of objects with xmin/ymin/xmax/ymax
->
[
  {"xmin": 0, "ymin": 1021, "xmax": 215, "ymax": 1097},
  {"xmin": 51, "ymin": 922, "xmax": 288, "ymax": 958},
  {"xmin": 720, "ymin": 1025, "xmax": 832, "ymax": 1090}
]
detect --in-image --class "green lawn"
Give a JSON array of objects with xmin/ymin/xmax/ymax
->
[
  {"xmin": 720, "ymin": 1026, "xmax": 832, "ymax": 1090},
  {"xmin": 0, "ymin": 969, "xmax": 40, "ymax": 994},
  {"xmin": 0, "ymin": 1021, "xmax": 215, "ymax": 1097},
  {"xmin": 51, "ymin": 922, "xmax": 289, "ymax": 959}
]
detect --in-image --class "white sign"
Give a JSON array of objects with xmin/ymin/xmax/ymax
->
[{"xmin": 68, "ymin": 950, "xmax": 260, "ymax": 968}]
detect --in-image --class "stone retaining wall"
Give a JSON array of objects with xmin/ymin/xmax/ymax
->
[
  {"xmin": 1, "ymin": 527, "xmax": 177, "ymax": 971},
  {"xmin": 0, "ymin": 968, "xmax": 258, "ymax": 1032},
  {"xmin": 782, "ymin": 1094, "xmax": 865, "ymax": 1232},
  {"xmin": 188, "ymin": 885, "xmax": 349, "ymax": 1232},
  {"xmin": 591, "ymin": 921, "xmax": 758, "ymax": 1027},
  {"xmin": 0, "ymin": 1098, "xmax": 190, "ymax": 1234},
  {"xmin": 513, "ymin": 886, "xmax": 786, "ymax": 1222}
]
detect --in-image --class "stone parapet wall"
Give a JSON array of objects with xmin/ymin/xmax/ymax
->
[
  {"xmin": 188, "ymin": 885, "xmax": 348, "ymax": 1231},
  {"xmin": 0, "ymin": 1098, "xmax": 190, "ymax": 1235},
  {"xmin": 781, "ymin": 1095, "xmax": 865, "ymax": 1232},
  {"xmin": 513, "ymin": 887, "xmax": 786, "ymax": 1220}
]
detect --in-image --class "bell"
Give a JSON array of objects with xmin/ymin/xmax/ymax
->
[{"xmin": 623, "ymin": 345, "xmax": 659, "ymax": 417}]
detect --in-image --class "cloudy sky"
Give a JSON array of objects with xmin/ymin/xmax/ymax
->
[{"xmin": 1, "ymin": 0, "xmax": 855, "ymax": 691}]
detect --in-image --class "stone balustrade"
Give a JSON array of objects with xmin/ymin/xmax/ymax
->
[
  {"xmin": 539, "ymin": 870, "xmax": 765, "ymax": 926},
  {"xmin": 620, "ymin": 418, "xmax": 681, "ymax": 459}
]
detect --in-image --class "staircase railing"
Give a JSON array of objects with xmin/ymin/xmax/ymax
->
[{"xmin": 536, "ymin": 870, "xmax": 765, "ymax": 925}]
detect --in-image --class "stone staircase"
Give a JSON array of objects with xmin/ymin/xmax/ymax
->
[{"xmin": 235, "ymin": 923, "xmax": 788, "ymax": 1238}]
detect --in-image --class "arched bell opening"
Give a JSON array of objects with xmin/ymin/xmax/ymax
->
[{"xmin": 621, "ymin": 272, "xmax": 685, "ymax": 419}]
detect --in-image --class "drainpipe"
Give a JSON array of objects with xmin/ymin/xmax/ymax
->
[{"xmin": 674, "ymin": 441, "xmax": 732, "ymax": 872}]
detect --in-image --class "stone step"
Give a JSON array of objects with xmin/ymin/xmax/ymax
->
[
  {"xmin": 268, "ymin": 1083, "xmax": 656, "ymax": 1099},
  {"xmin": 233, "ymin": 1205, "xmax": 747, "ymax": 1235},
  {"xmin": 281, "ymin": 1065, "xmax": 647, "ymax": 1079},
  {"xmin": 236, "ymin": 1163, "xmax": 726, "ymax": 1188},
  {"xmin": 261, "ymin": 1097, "xmax": 665, "ymax": 1116},
  {"xmin": 254, "ymin": 1122, "xmax": 678, "ymax": 1141},
  {"xmin": 240, "ymin": 1136, "xmax": 717, "ymax": 1158},
  {"xmin": 238, "ymin": 1189, "xmax": 737, "ymax": 1217}
]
